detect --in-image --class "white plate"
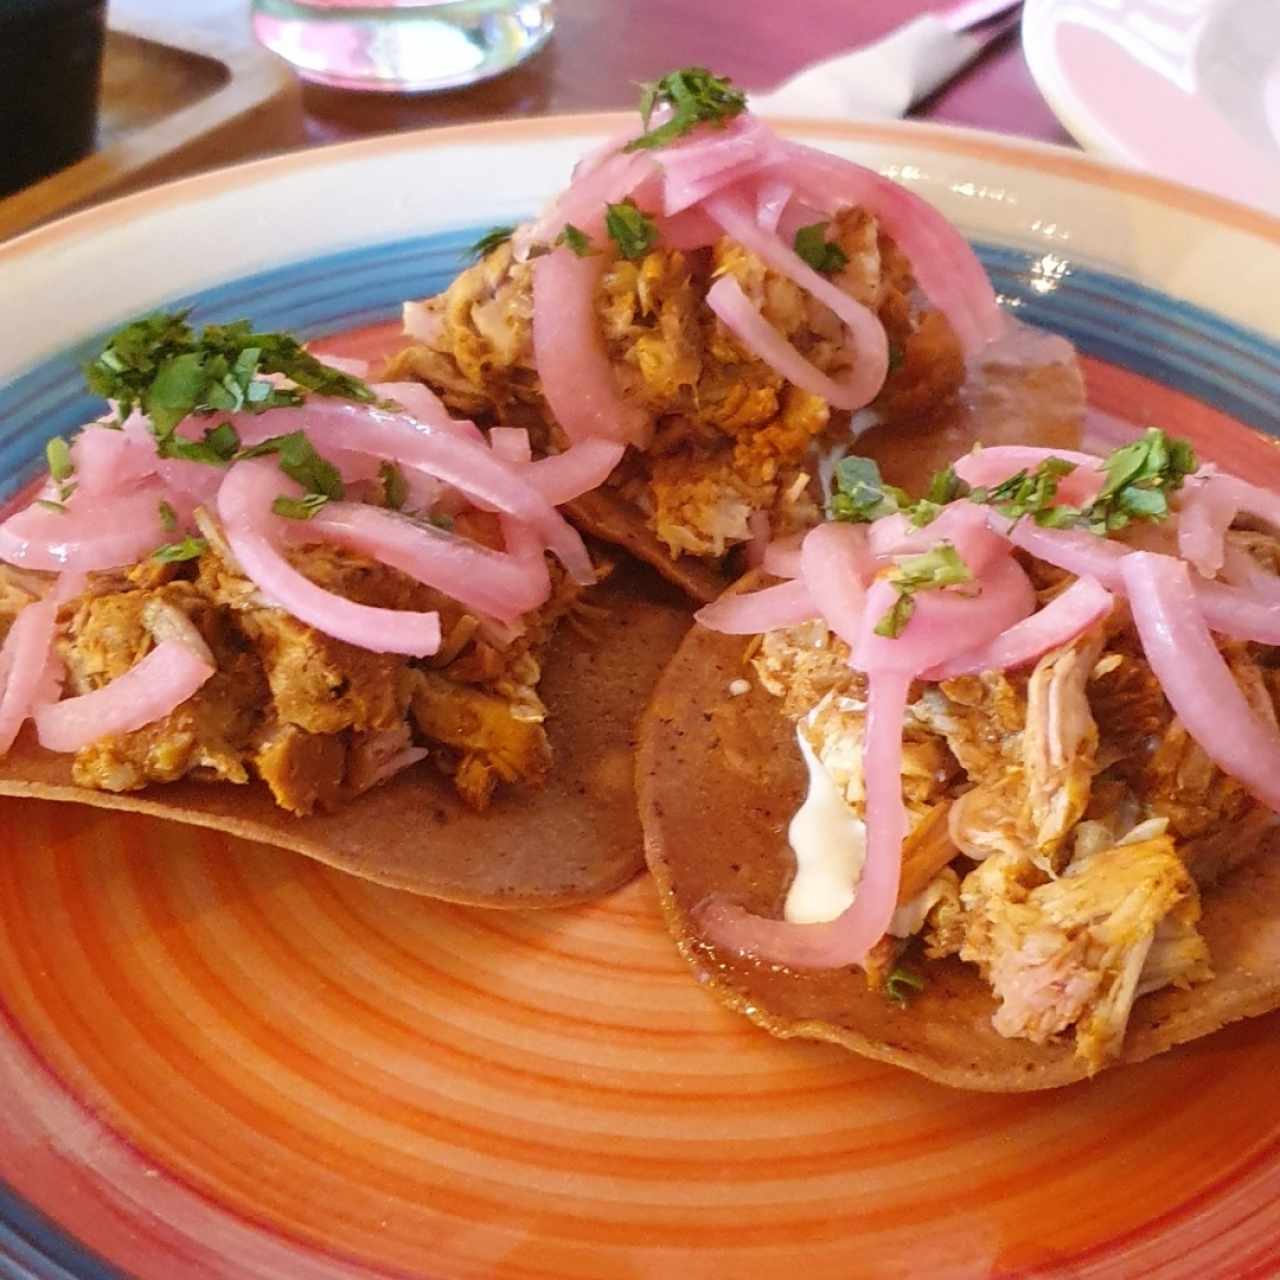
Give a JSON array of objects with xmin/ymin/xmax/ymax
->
[{"xmin": 1023, "ymin": 0, "xmax": 1280, "ymax": 215}]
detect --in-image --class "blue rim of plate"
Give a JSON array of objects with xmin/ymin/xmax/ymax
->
[
  {"xmin": 1, "ymin": 229, "xmax": 1279, "ymax": 505},
  {"xmin": 0, "ymin": 225, "xmax": 1276, "ymax": 1278}
]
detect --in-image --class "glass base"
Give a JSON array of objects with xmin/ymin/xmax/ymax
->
[{"xmin": 251, "ymin": 0, "xmax": 554, "ymax": 95}]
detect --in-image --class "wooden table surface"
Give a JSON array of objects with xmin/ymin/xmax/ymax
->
[{"xmin": 111, "ymin": 0, "xmax": 1074, "ymax": 160}]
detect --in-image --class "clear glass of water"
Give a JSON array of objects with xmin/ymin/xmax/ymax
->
[{"xmin": 251, "ymin": 0, "xmax": 555, "ymax": 94}]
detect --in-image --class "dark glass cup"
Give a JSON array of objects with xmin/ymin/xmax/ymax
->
[{"xmin": 0, "ymin": 0, "xmax": 107, "ymax": 199}]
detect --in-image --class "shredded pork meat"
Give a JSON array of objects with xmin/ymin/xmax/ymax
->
[
  {"xmin": 753, "ymin": 564, "xmax": 1280, "ymax": 1071},
  {"xmin": 8, "ymin": 522, "xmax": 595, "ymax": 816},
  {"xmin": 385, "ymin": 210, "xmax": 963, "ymax": 563}
]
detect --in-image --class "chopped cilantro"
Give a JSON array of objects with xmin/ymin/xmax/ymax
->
[
  {"xmin": 272, "ymin": 493, "xmax": 330, "ymax": 520},
  {"xmin": 925, "ymin": 465, "xmax": 969, "ymax": 507},
  {"xmin": 45, "ymin": 436, "xmax": 72, "ymax": 483},
  {"xmin": 626, "ymin": 67, "xmax": 747, "ymax": 152},
  {"xmin": 828, "ymin": 455, "xmax": 907, "ymax": 524},
  {"xmin": 379, "ymin": 460, "xmax": 409, "ymax": 511},
  {"xmin": 159, "ymin": 421, "xmax": 241, "ymax": 465},
  {"xmin": 158, "ymin": 500, "xmax": 178, "ymax": 532},
  {"xmin": 830, "ymin": 457, "xmax": 976, "ymax": 530},
  {"xmin": 904, "ymin": 465, "xmax": 971, "ymax": 527},
  {"xmin": 962, "ymin": 430, "xmax": 1199, "ymax": 536},
  {"xmin": 44, "ymin": 434, "xmax": 76, "ymax": 504},
  {"xmin": 967, "ymin": 456, "xmax": 1077, "ymax": 526},
  {"xmin": 466, "ymin": 225, "xmax": 515, "ymax": 261},
  {"xmin": 35, "ymin": 499, "xmax": 67, "ymax": 515},
  {"xmin": 1080, "ymin": 428, "xmax": 1197, "ymax": 534},
  {"xmin": 793, "ymin": 222, "xmax": 849, "ymax": 275},
  {"xmin": 428, "ymin": 512, "xmax": 454, "ymax": 531},
  {"xmin": 605, "ymin": 199, "xmax": 659, "ymax": 261},
  {"xmin": 886, "ymin": 965, "xmax": 925, "ymax": 1007},
  {"xmin": 85, "ymin": 311, "xmax": 379, "ymax": 454},
  {"xmin": 153, "ymin": 536, "xmax": 207, "ymax": 563},
  {"xmin": 237, "ymin": 431, "xmax": 345, "ymax": 501},
  {"xmin": 874, "ymin": 542, "xmax": 972, "ymax": 638},
  {"xmin": 556, "ymin": 223, "xmax": 595, "ymax": 257},
  {"xmin": 887, "ymin": 342, "xmax": 905, "ymax": 373}
]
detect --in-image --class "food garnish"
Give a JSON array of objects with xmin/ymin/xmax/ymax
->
[
  {"xmin": 152, "ymin": 536, "xmax": 209, "ymax": 562},
  {"xmin": 45, "ymin": 436, "xmax": 76, "ymax": 503},
  {"xmin": 695, "ymin": 431, "xmax": 1280, "ymax": 997},
  {"xmin": 555, "ymin": 223, "xmax": 595, "ymax": 257},
  {"xmin": 626, "ymin": 67, "xmax": 747, "ymax": 152},
  {"xmin": 874, "ymin": 542, "xmax": 973, "ymax": 638},
  {"xmin": 966, "ymin": 456, "xmax": 1077, "ymax": 525},
  {"xmin": 87, "ymin": 313, "xmax": 380, "ymax": 458},
  {"xmin": 237, "ymin": 430, "xmax": 345, "ymax": 502},
  {"xmin": 885, "ymin": 966, "xmax": 926, "ymax": 1007},
  {"xmin": 793, "ymin": 222, "xmax": 850, "ymax": 276},
  {"xmin": 604, "ymin": 200, "xmax": 659, "ymax": 261},
  {"xmin": 465, "ymin": 225, "xmax": 516, "ymax": 261},
  {"xmin": 1080, "ymin": 428, "xmax": 1197, "ymax": 532},
  {"xmin": 379, "ymin": 460, "xmax": 409, "ymax": 511},
  {"xmin": 828, "ymin": 456, "xmax": 908, "ymax": 524}
]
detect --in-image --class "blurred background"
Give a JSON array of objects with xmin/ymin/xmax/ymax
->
[{"xmin": 2, "ymin": 0, "xmax": 1277, "ymax": 241}]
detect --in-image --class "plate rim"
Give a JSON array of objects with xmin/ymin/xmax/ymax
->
[{"xmin": 3, "ymin": 110, "xmax": 1279, "ymax": 273}]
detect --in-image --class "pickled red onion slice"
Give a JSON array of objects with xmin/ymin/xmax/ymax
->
[
  {"xmin": 1191, "ymin": 579, "xmax": 1280, "ymax": 645},
  {"xmin": 119, "ymin": 415, "xmax": 223, "ymax": 504},
  {"xmin": 779, "ymin": 139, "xmax": 1004, "ymax": 354},
  {"xmin": 800, "ymin": 522, "xmax": 874, "ymax": 650},
  {"xmin": 663, "ymin": 157, "xmax": 768, "ymax": 219},
  {"xmin": 1221, "ymin": 543, "xmax": 1280, "ymax": 604},
  {"xmin": 695, "ymin": 578, "xmax": 819, "ymax": 634},
  {"xmin": 870, "ymin": 502, "xmax": 1007, "ymax": 575},
  {"xmin": 525, "ymin": 440, "xmax": 626, "ymax": 505},
  {"xmin": 0, "ymin": 487, "xmax": 180, "ymax": 572},
  {"xmin": 1123, "ymin": 552, "xmax": 1280, "ymax": 813},
  {"xmin": 372, "ymin": 382, "xmax": 486, "ymax": 444},
  {"xmin": 755, "ymin": 178, "xmax": 794, "ymax": 233},
  {"xmin": 488, "ymin": 428, "xmax": 554, "ymax": 602},
  {"xmin": 0, "ymin": 599, "xmax": 58, "ymax": 753},
  {"xmin": 34, "ymin": 639, "xmax": 215, "ymax": 754},
  {"xmin": 994, "ymin": 515, "xmax": 1128, "ymax": 589},
  {"xmin": 695, "ymin": 667, "xmax": 910, "ymax": 969},
  {"xmin": 489, "ymin": 427, "xmax": 532, "ymax": 464},
  {"xmin": 761, "ymin": 536, "xmax": 803, "ymax": 579},
  {"xmin": 227, "ymin": 400, "xmax": 594, "ymax": 584},
  {"xmin": 924, "ymin": 576, "xmax": 1114, "ymax": 680},
  {"xmin": 659, "ymin": 115, "xmax": 780, "ymax": 215},
  {"xmin": 999, "ymin": 513, "xmax": 1280, "ymax": 644},
  {"xmin": 521, "ymin": 149, "xmax": 657, "ymax": 250},
  {"xmin": 954, "ymin": 446, "xmax": 1105, "ymax": 507},
  {"xmin": 532, "ymin": 249, "xmax": 651, "ymax": 448},
  {"xmin": 218, "ymin": 459, "xmax": 442, "ymax": 657},
  {"xmin": 853, "ymin": 554, "xmax": 1035, "ymax": 674},
  {"xmin": 1178, "ymin": 473, "xmax": 1238, "ymax": 578},
  {"xmin": 1212, "ymin": 472, "xmax": 1280, "ymax": 531},
  {"xmin": 704, "ymin": 192, "xmax": 888, "ymax": 410},
  {"xmin": 300, "ymin": 503, "xmax": 549, "ymax": 623},
  {"xmin": 652, "ymin": 206, "xmax": 721, "ymax": 251},
  {"xmin": 707, "ymin": 275, "xmax": 885, "ymax": 412},
  {"xmin": 71, "ymin": 423, "xmax": 158, "ymax": 495}
]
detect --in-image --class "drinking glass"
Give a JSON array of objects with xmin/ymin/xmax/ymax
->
[{"xmin": 251, "ymin": 0, "xmax": 555, "ymax": 94}]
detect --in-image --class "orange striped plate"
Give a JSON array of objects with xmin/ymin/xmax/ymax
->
[{"xmin": 0, "ymin": 116, "xmax": 1277, "ymax": 1277}]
